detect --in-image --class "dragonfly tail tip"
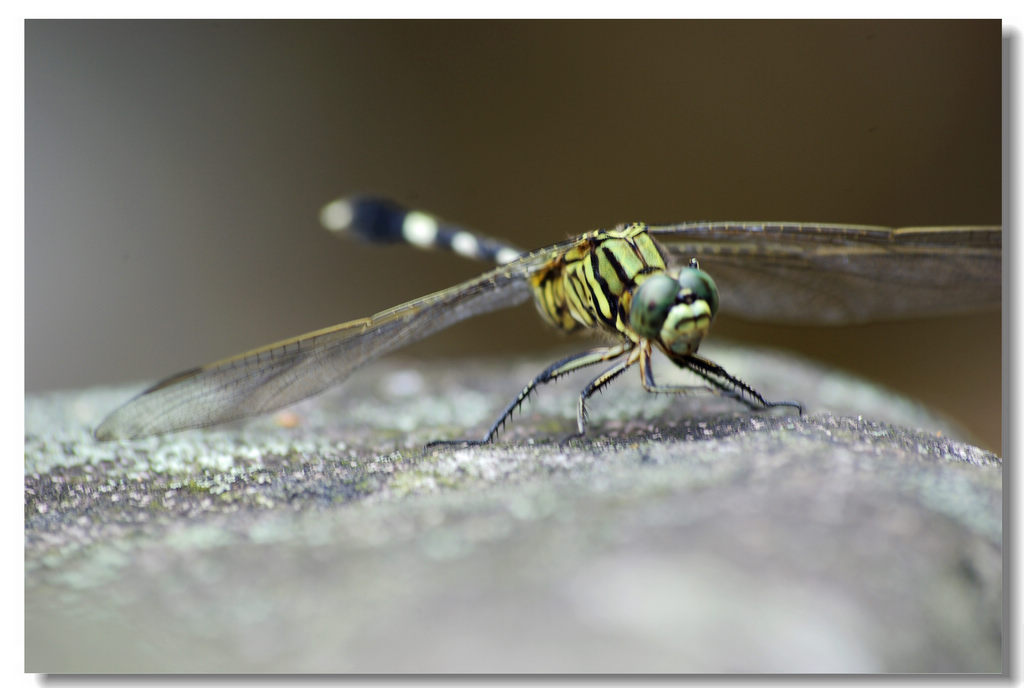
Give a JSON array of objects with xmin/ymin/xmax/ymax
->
[{"xmin": 319, "ymin": 198, "xmax": 355, "ymax": 233}]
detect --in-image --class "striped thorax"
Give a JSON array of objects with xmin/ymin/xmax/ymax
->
[
  {"xmin": 529, "ymin": 223, "xmax": 665, "ymax": 334},
  {"xmin": 528, "ymin": 222, "xmax": 720, "ymax": 357}
]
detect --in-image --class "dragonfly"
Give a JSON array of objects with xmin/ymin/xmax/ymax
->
[{"xmin": 95, "ymin": 197, "xmax": 1002, "ymax": 442}]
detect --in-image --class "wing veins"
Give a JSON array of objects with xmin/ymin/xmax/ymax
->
[{"xmin": 95, "ymin": 257, "xmax": 545, "ymax": 439}]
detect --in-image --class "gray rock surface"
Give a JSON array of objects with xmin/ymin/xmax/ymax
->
[{"xmin": 25, "ymin": 343, "xmax": 1002, "ymax": 673}]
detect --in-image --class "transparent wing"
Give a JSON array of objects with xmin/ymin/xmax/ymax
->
[
  {"xmin": 95, "ymin": 256, "xmax": 553, "ymax": 439},
  {"xmin": 649, "ymin": 222, "xmax": 1001, "ymax": 324}
]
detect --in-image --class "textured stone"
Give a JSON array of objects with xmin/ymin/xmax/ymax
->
[{"xmin": 25, "ymin": 343, "xmax": 1002, "ymax": 672}]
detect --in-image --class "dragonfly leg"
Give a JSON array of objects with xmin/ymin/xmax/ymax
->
[
  {"xmin": 681, "ymin": 354, "xmax": 804, "ymax": 415},
  {"xmin": 560, "ymin": 352, "xmax": 640, "ymax": 443},
  {"xmin": 639, "ymin": 343, "xmax": 716, "ymax": 397},
  {"xmin": 426, "ymin": 343, "xmax": 632, "ymax": 447}
]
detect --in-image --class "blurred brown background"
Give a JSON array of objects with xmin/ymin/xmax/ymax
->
[{"xmin": 25, "ymin": 20, "xmax": 1002, "ymax": 451}]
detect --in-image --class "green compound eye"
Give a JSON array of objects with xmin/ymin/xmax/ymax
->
[
  {"xmin": 677, "ymin": 266, "xmax": 719, "ymax": 318},
  {"xmin": 629, "ymin": 269, "xmax": 719, "ymax": 340},
  {"xmin": 629, "ymin": 274, "xmax": 683, "ymax": 339}
]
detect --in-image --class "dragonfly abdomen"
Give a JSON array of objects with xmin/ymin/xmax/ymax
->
[
  {"xmin": 529, "ymin": 223, "xmax": 668, "ymax": 337},
  {"xmin": 320, "ymin": 196, "xmax": 525, "ymax": 266}
]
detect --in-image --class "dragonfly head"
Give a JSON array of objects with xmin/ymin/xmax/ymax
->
[{"xmin": 629, "ymin": 261, "xmax": 719, "ymax": 356}]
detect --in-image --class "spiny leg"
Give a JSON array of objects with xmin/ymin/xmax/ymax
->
[
  {"xmin": 682, "ymin": 354, "xmax": 803, "ymax": 414},
  {"xmin": 426, "ymin": 343, "xmax": 632, "ymax": 447},
  {"xmin": 562, "ymin": 350, "xmax": 642, "ymax": 443},
  {"xmin": 639, "ymin": 343, "xmax": 717, "ymax": 397}
]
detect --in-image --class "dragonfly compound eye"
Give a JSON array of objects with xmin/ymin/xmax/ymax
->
[
  {"xmin": 658, "ymin": 266, "xmax": 719, "ymax": 355},
  {"xmin": 676, "ymin": 266, "xmax": 719, "ymax": 318},
  {"xmin": 628, "ymin": 267, "xmax": 719, "ymax": 355},
  {"xmin": 629, "ymin": 273, "xmax": 680, "ymax": 339}
]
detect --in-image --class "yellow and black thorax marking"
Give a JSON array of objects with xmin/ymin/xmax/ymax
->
[{"xmin": 529, "ymin": 223, "xmax": 667, "ymax": 337}]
